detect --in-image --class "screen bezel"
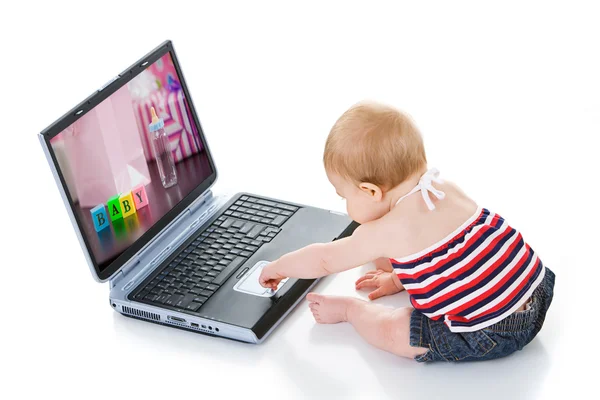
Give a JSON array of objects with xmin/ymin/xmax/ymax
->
[{"xmin": 40, "ymin": 40, "xmax": 218, "ymax": 282}]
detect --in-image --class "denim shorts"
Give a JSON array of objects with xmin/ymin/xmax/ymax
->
[{"xmin": 409, "ymin": 266, "xmax": 556, "ymax": 363}]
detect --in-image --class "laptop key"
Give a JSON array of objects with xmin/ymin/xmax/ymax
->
[
  {"xmin": 165, "ymin": 294, "xmax": 183, "ymax": 306},
  {"xmin": 240, "ymin": 222, "xmax": 255, "ymax": 233},
  {"xmin": 278, "ymin": 204, "xmax": 298, "ymax": 212},
  {"xmin": 186, "ymin": 302, "xmax": 203, "ymax": 312},
  {"xmin": 137, "ymin": 290, "xmax": 150, "ymax": 299},
  {"xmin": 257, "ymin": 199, "xmax": 277, "ymax": 207},
  {"xmin": 156, "ymin": 294, "xmax": 171, "ymax": 304},
  {"xmin": 247, "ymin": 225, "xmax": 265, "ymax": 238},
  {"xmin": 221, "ymin": 218, "xmax": 235, "ymax": 228},
  {"xmin": 271, "ymin": 215, "xmax": 286, "ymax": 226},
  {"xmin": 213, "ymin": 257, "xmax": 247, "ymax": 285},
  {"xmin": 157, "ymin": 282, "xmax": 169, "ymax": 289},
  {"xmin": 145, "ymin": 294, "xmax": 160, "ymax": 302},
  {"xmin": 232, "ymin": 220, "xmax": 245, "ymax": 229},
  {"xmin": 176, "ymin": 294, "xmax": 197, "ymax": 309}
]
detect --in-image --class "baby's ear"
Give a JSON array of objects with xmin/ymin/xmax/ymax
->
[{"xmin": 359, "ymin": 182, "xmax": 383, "ymax": 202}]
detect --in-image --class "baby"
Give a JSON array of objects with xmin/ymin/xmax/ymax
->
[{"xmin": 259, "ymin": 101, "xmax": 555, "ymax": 363}]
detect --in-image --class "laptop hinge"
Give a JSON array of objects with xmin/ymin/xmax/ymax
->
[{"xmin": 110, "ymin": 190, "xmax": 215, "ymax": 289}]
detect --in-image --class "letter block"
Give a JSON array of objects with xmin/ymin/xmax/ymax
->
[
  {"xmin": 107, "ymin": 194, "xmax": 123, "ymax": 221},
  {"xmin": 120, "ymin": 191, "xmax": 136, "ymax": 218},
  {"xmin": 132, "ymin": 184, "xmax": 149, "ymax": 210},
  {"xmin": 91, "ymin": 204, "xmax": 109, "ymax": 232}
]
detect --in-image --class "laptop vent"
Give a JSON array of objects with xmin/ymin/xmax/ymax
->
[{"xmin": 122, "ymin": 306, "xmax": 161, "ymax": 322}]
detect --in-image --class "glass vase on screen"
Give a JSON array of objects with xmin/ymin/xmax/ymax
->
[{"xmin": 149, "ymin": 106, "xmax": 177, "ymax": 188}]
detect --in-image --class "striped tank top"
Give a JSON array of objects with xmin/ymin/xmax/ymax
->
[{"xmin": 390, "ymin": 169, "xmax": 545, "ymax": 333}]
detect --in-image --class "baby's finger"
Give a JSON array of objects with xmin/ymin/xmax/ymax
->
[
  {"xmin": 355, "ymin": 276, "xmax": 371, "ymax": 285},
  {"xmin": 355, "ymin": 273, "xmax": 378, "ymax": 285},
  {"xmin": 356, "ymin": 277, "xmax": 378, "ymax": 289},
  {"xmin": 368, "ymin": 287, "xmax": 385, "ymax": 300}
]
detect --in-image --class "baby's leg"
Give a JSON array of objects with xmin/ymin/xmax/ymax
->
[{"xmin": 307, "ymin": 293, "xmax": 428, "ymax": 360}]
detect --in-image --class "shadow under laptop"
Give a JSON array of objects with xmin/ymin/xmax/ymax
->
[{"xmin": 111, "ymin": 312, "xmax": 266, "ymax": 364}]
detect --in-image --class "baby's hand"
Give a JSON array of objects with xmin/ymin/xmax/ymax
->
[
  {"xmin": 259, "ymin": 261, "xmax": 285, "ymax": 290},
  {"xmin": 355, "ymin": 270, "xmax": 403, "ymax": 300}
]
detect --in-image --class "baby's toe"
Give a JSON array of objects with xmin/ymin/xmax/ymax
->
[{"xmin": 307, "ymin": 292, "xmax": 325, "ymax": 304}]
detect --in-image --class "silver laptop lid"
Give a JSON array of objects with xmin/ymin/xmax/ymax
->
[{"xmin": 38, "ymin": 40, "xmax": 219, "ymax": 282}]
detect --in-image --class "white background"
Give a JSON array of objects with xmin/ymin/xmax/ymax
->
[{"xmin": 2, "ymin": 1, "xmax": 599, "ymax": 399}]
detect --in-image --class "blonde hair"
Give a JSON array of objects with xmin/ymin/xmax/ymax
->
[{"xmin": 323, "ymin": 101, "xmax": 427, "ymax": 190}]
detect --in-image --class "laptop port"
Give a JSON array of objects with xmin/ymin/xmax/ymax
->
[
  {"xmin": 191, "ymin": 323, "xmax": 199, "ymax": 328},
  {"xmin": 168, "ymin": 316, "xmax": 186, "ymax": 323}
]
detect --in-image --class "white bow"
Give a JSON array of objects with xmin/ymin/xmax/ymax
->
[{"xmin": 418, "ymin": 168, "xmax": 446, "ymax": 210}]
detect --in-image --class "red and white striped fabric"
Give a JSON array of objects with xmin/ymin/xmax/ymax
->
[
  {"xmin": 133, "ymin": 88, "xmax": 202, "ymax": 163},
  {"xmin": 390, "ymin": 169, "xmax": 545, "ymax": 333}
]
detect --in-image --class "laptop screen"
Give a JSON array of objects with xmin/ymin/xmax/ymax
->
[{"xmin": 48, "ymin": 51, "xmax": 214, "ymax": 276}]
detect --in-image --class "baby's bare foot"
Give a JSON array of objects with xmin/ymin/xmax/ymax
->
[{"xmin": 306, "ymin": 293, "xmax": 358, "ymax": 324}]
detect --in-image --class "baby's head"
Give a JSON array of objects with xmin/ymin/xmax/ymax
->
[{"xmin": 323, "ymin": 101, "xmax": 427, "ymax": 223}]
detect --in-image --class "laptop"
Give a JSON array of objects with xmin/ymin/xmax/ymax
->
[{"xmin": 39, "ymin": 40, "xmax": 358, "ymax": 343}]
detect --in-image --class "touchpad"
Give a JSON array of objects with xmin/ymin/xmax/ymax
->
[{"xmin": 233, "ymin": 260, "xmax": 289, "ymax": 297}]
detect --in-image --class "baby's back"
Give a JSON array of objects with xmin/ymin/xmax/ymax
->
[{"xmin": 385, "ymin": 180, "xmax": 479, "ymax": 259}]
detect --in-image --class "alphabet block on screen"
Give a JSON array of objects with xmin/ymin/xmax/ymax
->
[
  {"xmin": 132, "ymin": 184, "xmax": 149, "ymax": 210},
  {"xmin": 91, "ymin": 204, "xmax": 109, "ymax": 232},
  {"xmin": 120, "ymin": 192, "xmax": 136, "ymax": 218},
  {"xmin": 107, "ymin": 195, "xmax": 123, "ymax": 221}
]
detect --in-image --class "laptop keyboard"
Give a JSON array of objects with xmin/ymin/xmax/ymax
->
[{"xmin": 131, "ymin": 195, "xmax": 300, "ymax": 313}]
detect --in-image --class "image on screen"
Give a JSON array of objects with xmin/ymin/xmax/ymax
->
[{"xmin": 50, "ymin": 53, "xmax": 213, "ymax": 272}]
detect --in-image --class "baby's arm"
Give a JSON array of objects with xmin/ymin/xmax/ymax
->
[{"xmin": 259, "ymin": 222, "xmax": 386, "ymax": 288}]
